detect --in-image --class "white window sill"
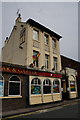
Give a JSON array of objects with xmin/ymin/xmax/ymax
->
[{"xmin": 0, "ymin": 96, "xmax": 22, "ymax": 99}]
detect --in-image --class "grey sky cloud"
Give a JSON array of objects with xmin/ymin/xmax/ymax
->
[{"xmin": 2, "ymin": 2, "xmax": 78, "ymax": 61}]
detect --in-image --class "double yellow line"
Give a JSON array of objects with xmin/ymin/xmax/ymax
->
[{"xmin": 2, "ymin": 101, "xmax": 79, "ymax": 120}]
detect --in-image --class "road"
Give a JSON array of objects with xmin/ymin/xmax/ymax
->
[{"xmin": 3, "ymin": 101, "xmax": 80, "ymax": 119}]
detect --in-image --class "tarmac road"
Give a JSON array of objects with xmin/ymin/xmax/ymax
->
[{"xmin": 3, "ymin": 101, "xmax": 80, "ymax": 119}]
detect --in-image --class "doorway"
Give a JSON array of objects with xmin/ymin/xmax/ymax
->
[{"xmin": 61, "ymin": 79, "xmax": 69, "ymax": 100}]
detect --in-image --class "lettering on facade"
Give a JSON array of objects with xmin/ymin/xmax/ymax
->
[{"xmin": 1, "ymin": 65, "xmax": 62, "ymax": 78}]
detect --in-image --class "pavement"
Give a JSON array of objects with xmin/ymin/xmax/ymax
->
[{"xmin": 1, "ymin": 98, "xmax": 80, "ymax": 119}]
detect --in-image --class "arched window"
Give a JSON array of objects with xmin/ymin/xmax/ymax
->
[
  {"xmin": 9, "ymin": 76, "xmax": 21, "ymax": 96},
  {"xmin": 0, "ymin": 75, "xmax": 4, "ymax": 96},
  {"xmin": 31, "ymin": 78, "xmax": 41, "ymax": 95},
  {"xmin": 43, "ymin": 79, "xmax": 51, "ymax": 94},
  {"xmin": 53, "ymin": 80, "xmax": 60, "ymax": 93}
]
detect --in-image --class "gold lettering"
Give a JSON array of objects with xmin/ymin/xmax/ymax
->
[
  {"xmin": 6, "ymin": 67, "xmax": 10, "ymax": 72},
  {"xmin": 12, "ymin": 68, "xmax": 16, "ymax": 72}
]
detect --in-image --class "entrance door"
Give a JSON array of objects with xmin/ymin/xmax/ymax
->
[{"xmin": 62, "ymin": 79, "xmax": 69, "ymax": 100}]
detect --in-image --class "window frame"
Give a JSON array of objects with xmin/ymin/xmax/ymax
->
[
  {"xmin": 33, "ymin": 29, "xmax": 39, "ymax": 41},
  {"xmin": 53, "ymin": 57, "xmax": 58, "ymax": 71},
  {"xmin": 0, "ymin": 75, "xmax": 4, "ymax": 97},
  {"xmin": 20, "ymin": 28, "xmax": 26, "ymax": 45},
  {"xmin": 45, "ymin": 54, "xmax": 49, "ymax": 69},
  {"xmin": 8, "ymin": 75, "xmax": 21, "ymax": 96},
  {"xmin": 31, "ymin": 78, "xmax": 41, "ymax": 95},
  {"xmin": 33, "ymin": 51, "xmax": 39, "ymax": 67},
  {"xmin": 43, "ymin": 79, "xmax": 51, "ymax": 94},
  {"xmin": 53, "ymin": 80, "xmax": 60, "ymax": 93},
  {"xmin": 52, "ymin": 38, "xmax": 56, "ymax": 48},
  {"xmin": 70, "ymin": 81, "xmax": 76, "ymax": 92},
  {"xmin": 44, "ymin": 34, "xmax": 49, "ymax": 45}
]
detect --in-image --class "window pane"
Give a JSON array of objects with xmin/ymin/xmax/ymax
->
[
  {"xmin": 0, "ymin": 81, "xmax": 4, "ymax": 96},
  {"xmin": 10, "ymin": 76, "xmax": 20, "ymax": 81},
  {"xmin": 0, "ymin": 75, "xmax": 3, "ymax": 80},
  {"xmin": 53, "ymin": 80, "xmax": 60, "ymax": 93},
  {"xmin": 43, "ymin": 79, "xmax": 51, "ymax": 85},
  {"xmin": 44, "ymin": 34, "xmax": 48, "ymax": 45},
  {"xmin": 33, "ymin": 51, "xmax": 39, "ymax": 67},
  {"xmin": 9, "ymin": 83, "xmax": 20, "ymax": 95},
  {"xmin": 31, "ymin": 78, "xmax": 41, "ymax": 85},
  {"xmin": 45, "ymin": 55, "xmax": 49, "ymax": 69},
  {"xmin": 33, "ymin": 29, "xmax": 39, "ymax": 40},
  {"xmin": 52, "ymin": 38, "xmax": 56, "ymax": 48},
  {"xmin": 53, "ymin": 57, "xmax": 58, "ymax": 70},
  {"xmin": 31, "ymin": 86, "xmax": 41, "ymax": 94},
  {"xmin": 70, "ymin": 81, "xmax": 76, "ymax": 92},
  {"xmin": 43, "ymin": 86, "xmax": 51, "ymax": 94}
]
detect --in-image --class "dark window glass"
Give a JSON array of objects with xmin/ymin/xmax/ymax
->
[
  {"xmin": 53, "ymin": 57, "xmax": 58, "ymax": 70},
  {"xmin": 0, "ymin": 75, "xmax": 3, "ymax": 80},
  {"xmin": 10, "ymin": 76, "xmax": 20, "ymax": 81},
  {"xmin": 43, "ymin": 79, "xmax": 51, "ymax": 94},
  {"xmin": 9, "ymin": 76, "xmax": 20, "ymax": 95},
  {"xmin": 9, "ymin": 83, "xmax": 20, "ymax": 95},
  {"xmin": 45, "ymin": 54, "xmax": 49, "ymax": 69},
  {"xmin": 43, "ymin": 86, "xmax": 51, "ymax": 94}
]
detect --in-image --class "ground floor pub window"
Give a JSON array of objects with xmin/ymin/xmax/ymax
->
[
  {"xmin": 31, "ymin": 78, "xmax": 41, "ymax": 95},
  {"xmin": 53, "ymin": 80, "xmax": 60, "ymax": 93},
  {"xmin": 70, "ymin": 81, "xmax": 76, "ymax": 92},
  {"xmin": 9, "ymin": 75, "xmax": 21, "ymax": 96},
  {"xmin": 0, "ymin": 75, "xmax": 4, "ymax": 96},
  {"xmin": 43, "ymin": 79, "xmax": 51, "ymax": 94}
]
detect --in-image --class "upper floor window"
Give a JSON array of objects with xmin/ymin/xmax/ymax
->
[
  {"xmin": 20, "ymin": 28, "xmax": 26, "ymax": 45},
  {"xmin": 45, "ymin": 54, "xmax": 49, "ymax": 69},
  {"xmin": 53, "ymin": 57, "xmax": 58, "ymax": 70},
  {"xmin": 44, "ymin": 34, "xmax": 49, "ymax": 45},
  {"xmin": 31, "ymin": 78, "xmax": 41, "ymax": 95},
  {"xmin": 52, "ymin": 38, "xmax": 56, "ymax": 48},
  {"xmin": 33, "ymin": 29, "xmax": 39, "ymax": 41},
  {"xmin": 0, "ymin": 75, "xmax": 4, "ymax": 97},
  {"xmin": 33, "ymin": 51, "xmax": 40, "ymax": 67},
  {"xmin": 9, "ymin": 76, "xmax": 21, "ymax": 96}
]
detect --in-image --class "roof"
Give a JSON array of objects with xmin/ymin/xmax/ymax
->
[{"xmin": 26, "ymin": 19, "xmax": 62, "ymax": 40}]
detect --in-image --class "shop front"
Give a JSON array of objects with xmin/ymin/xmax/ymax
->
[
  {"xmin": 0, "ymin": 62, "xmax": 78, "ymax": 112},
  {"xmin": 29, "ymin": 76, "xmax": 62, "ymax": 105},
  {"xmin": 0, "ymin": 62, "xmax": 62, "ymax": 112}
]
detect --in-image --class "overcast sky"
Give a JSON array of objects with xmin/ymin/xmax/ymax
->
[{"xmin": 2, "ymin": 2, "xmax": 78, "ymax": 61}]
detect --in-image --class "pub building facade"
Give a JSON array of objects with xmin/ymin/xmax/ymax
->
[{"xmin": 1, "ymin": 15, "xmax": 78, "ymax": 112}]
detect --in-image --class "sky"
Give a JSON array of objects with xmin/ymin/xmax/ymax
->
[{"xmin": 1, "ymin": 1, "xmax": 79, "ymax": 61}]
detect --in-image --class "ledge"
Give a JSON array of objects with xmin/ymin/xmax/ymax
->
[{"xmin": 0, "ymin": 96, "xmax": 22, "ymax": 99}]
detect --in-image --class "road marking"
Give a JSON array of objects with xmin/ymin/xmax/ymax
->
[{"xmin": 2, "ymin": 101, "xmax": 79, "ymax": 120}]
